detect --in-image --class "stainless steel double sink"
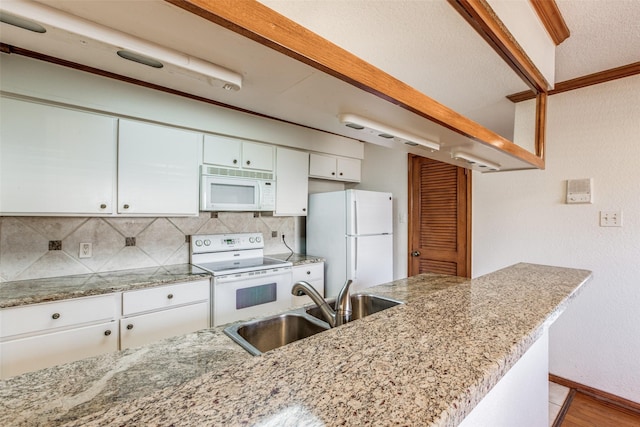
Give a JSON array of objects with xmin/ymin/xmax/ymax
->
[{"xmin": 224, "ymin": 294, "xmax": 403, "ymax": 356}]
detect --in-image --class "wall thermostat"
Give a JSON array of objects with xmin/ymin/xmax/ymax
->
[{"xmin": 566, "ymin": 178, "xmax": 593, "ymax": 204}]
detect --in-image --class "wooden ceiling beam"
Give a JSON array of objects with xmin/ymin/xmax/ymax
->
[
  {"xmin": 530, "ymin": 0, "xmax": 570, "ymax": 45},
  {"xmin": 507, "ymin": 62, "xmax": 640, "ymax": 102}
]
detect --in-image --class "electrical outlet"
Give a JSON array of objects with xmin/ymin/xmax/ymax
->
[
  {"xmin": 600, "ymin": 210, "xmax": 622, "ymax": 227},
  {"xmin": 272, "ymin": 230, "xmax": 278, "ymax": 238},
  {"xmin": 79, "ymin": 242, "xmax": 93, "ymax": 258}
]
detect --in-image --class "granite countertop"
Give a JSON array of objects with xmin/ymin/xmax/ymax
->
[
  {"xmin": 0, "ymin": 263, "xmax": 592, "ymax": 426},
  {"xmin": 0, "ymin": 264, "xmax": 212, "ymax": 309},
  {"xmin": 268, "ymin": 252, "xmax": 325, "ymax": 265},
  {"xmin": 0, "ymin": 255, "xmax": 323, "ymax": 309}
]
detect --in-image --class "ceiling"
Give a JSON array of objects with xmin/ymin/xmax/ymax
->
[{"xmin": 0, "ymin": 0, "xmax": 637, "ymax": 172}]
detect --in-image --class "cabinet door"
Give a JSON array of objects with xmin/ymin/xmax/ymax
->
[
  {"xmin": 118, "ymin": 120, "xmax": 200, "ymax": 216},
  {"xmin": 120, "ymin": 302, "xmax": 209, "ymax": 350},
  {"xmin": 275, "ymin": 147, "xmax": 309, "ymax": 216},
  {"xmin": 337, "ymin": 157, "xmax": 361, "ymax": 182},
  {"xmin": 0, "ymin": 321, "xmax": 118, "ymax": 379},
  {"xmin": 203, "ymin": 134, "xmax": 242, "ymax": 168},
  {"xmin": 291, "ymin": 262, "xmax": 324, "ymax": 307},
  {"xmin": 308, "ymin": 153, "xmax": 337, "ymax": 179},
  {"xmin": 242, "ymin": 141, "xmax": 274, "ymax": 171},
  {"xmin": 0, "ymin": 97, "xmax": 116, "ymax": 215}
]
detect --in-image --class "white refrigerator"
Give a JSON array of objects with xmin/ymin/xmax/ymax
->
[{"xmin": 307, "ymin": 189, "xmax": 393, "ymax": 297}]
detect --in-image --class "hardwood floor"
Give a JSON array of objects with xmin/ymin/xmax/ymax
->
[{"xmin": 558, "ymin": 391, "xmax": 640, "ymax": 426}]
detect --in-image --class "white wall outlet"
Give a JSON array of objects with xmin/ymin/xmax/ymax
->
[
  {"xmin": 79, "ymin": 242, "xmax": 93, "ymax": 258},
  {"xmin": 600, "ymin": 210, "xmax": 622, "ymax": 227}
]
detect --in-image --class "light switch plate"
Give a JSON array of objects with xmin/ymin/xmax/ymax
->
[
  {"xmin": 600, "ymin": 210, "xmax": 622, "ymax": 227},
  {"xmin": 79, "ymin": 242, "xmax": 93, "ymax": 258}
]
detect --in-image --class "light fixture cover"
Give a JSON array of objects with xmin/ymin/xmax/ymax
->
[
  {"xmin": 339, "ymin": 113, "xmax": 440, "ymax": 151},
  {"xmin": 450, "ymin": 150, "xmax": 500, "ymax": 171},
  {"xmin": 1, "ymin": 0, "xmax": 242, "ymax": 91}
]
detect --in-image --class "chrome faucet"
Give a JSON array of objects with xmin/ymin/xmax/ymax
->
[{"xmin": 292, "ymin": 279, "xmax": 353, "ymax": 327}]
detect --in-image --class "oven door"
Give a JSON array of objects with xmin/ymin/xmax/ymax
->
[{"xmin": 213, "ymin": 268, "xmax": 292, "ymax": 326}]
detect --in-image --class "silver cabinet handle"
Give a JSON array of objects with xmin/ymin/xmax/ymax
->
[{"xmin": 52, "ymin": 313, "xmax": 60, "ymax": 320}]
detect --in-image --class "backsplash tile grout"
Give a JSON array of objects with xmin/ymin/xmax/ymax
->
[{"xmin": 0, "ymin": 213, "xmax": 296, "ymax": 282}]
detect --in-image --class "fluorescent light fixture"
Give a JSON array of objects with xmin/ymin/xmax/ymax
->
[
  {"xmin": 339, "ymin": 113, "xmax": 440, "ymax": 151},
  {"xmin": 0, "ymin": 11, "xmax": 46, "ymax": 33},
  {"xmin": 450, "ymin": 150, "xmax": 500, "ymax": 171},
  {"xmin": 0, "ymin": 0, "xmax": 242, "ymax": 91}
]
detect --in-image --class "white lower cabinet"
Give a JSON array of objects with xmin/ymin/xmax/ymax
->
[
  {"xmin": 291, "ymin": 262, "xmax": 325, "ymax": 307},
  {"xmin": 119, "ymin": 279, "xmax": 210, "ymax": 350},
  {"xmin": 0, "ymin": 322, "xmax": 118, "ymax": 379},
  {"xmin": 120, "ymin": 302, "xmax": 209, "ymax": 350},
  {"xmin": 0, "ymin": 293, "xmax": 120, "ymax": 379}
]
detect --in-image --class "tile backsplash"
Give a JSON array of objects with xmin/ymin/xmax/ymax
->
[{"xmin": 0, "ymin": 213, "xmax": 296, "ymax": 282}]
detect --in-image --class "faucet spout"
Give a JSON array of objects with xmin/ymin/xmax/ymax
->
[{"xmin": 292, "ymin": 279, "xmax": 353, "ymax": 328}]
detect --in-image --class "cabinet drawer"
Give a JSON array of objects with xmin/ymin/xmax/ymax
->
[
  {"xmin": 0, "ymin": 294, "xmax": 120, "ymax": 339},
  {"xmin": 0, "ymin": 321, "xmax": 118, "ymax": 379},
  {"xmin": 120, "ymin": 302, "xmax": 209, "ymax": 350},
  {"xmin": 122, "ymin": 279, "xmax": 209, "ymax": 315},
  {"xmin": 293, "ymin": 263, "xmax": 324, "ymax": 283}
]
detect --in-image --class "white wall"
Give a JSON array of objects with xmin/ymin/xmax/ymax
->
[
  {"xmin": 358, "ymin": 143, "xmax": 409, "ymax": 280},
  {"xmin": 473, "ymin": 75, "xmax": 640, "ymax": 403}
]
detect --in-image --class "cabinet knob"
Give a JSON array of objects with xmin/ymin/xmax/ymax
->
[
  {"xmin": 104, "ymin": 330, "xmax": 112, "ymax": 336},
  {"xmin": 339, "ymin": 172, "xmax": 343, "ymax": 176},
  {"xmin": 233, "ymin": 159, "xmax": 238, "ymax": 164},
  {"xmin": 167, "ymin": 293, "xmax": 174, "ymax": 299},
  {"xmin": 411, "ymin": 251, "xmax": 421, "ymax": 257},
  {"xmin": 123, "ymin": 204, "xmax": 130, "ymax": 209},
  {"xmin": 52, "ymin": 313, "xmax": 61, "ymax": 320},
  {"xmin": 306, "ymin": 271, "xmax": 311, "ymax": 275},
  {"xmin": 246, "ymin": 160, "xmax": 251, "ymax": 166},
  {"xmin": 100, "ymin": 203, "xmax": 107, "ymax": 209},
  {"xmin": 126, "ymin": 324, "xmax": 134, "ymax": 330},
  {"xmin": 331, "ymin": 172, "xmax": 336, "ymax": 176},
  {"xmin": 302, "ymin": 208, "xmax": 306, "ymax": 212}
]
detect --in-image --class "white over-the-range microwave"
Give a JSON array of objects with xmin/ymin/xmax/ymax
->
[{"xmin": 200, "ymin": 166, "xmax": 276, "ymax": 212}]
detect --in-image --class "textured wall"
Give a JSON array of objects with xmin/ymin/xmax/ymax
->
[
  {"xmin": 473, "ymin": 75, "xmax": 640, "ymax": 402},
  {"xmin": 0, "ymin": 213, "xmax": 295, "ymax": 282}
]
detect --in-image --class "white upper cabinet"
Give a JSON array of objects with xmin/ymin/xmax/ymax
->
[
  {"xmin": 309, "ymin": 152, "xmax": 361, "ymax": 182},
  {"xmin": 275, "ymin": 147, "xmax": 309, "ymax": 216},
  {"xmin": 203, "ymin": 134, "xmax": 274, "ymax": 172},
  {"xmin": 0, "ymin": 97, "xmax": 116, "ymax": 215},
  {"xmin": 117, "ymin": 120, "xmax": 201, "ymax": 216}
]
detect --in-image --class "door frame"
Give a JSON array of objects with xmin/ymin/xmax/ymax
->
[{"xmin": 407, "ymin": 154, "xmax": 472, "ymax": 277}]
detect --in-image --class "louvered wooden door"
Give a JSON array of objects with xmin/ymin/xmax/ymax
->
[{"xmin": 408, "ymin": 155, "xmax": 471, "ymax": 277}]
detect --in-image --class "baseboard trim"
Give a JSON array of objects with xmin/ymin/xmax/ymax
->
[{"xmin": 549, "ymin": 374, "xmax": 640, "ymax": 416}]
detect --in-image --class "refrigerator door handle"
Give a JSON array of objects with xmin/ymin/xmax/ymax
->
[
  {"xmin": 354, "ymin": 237, "xmax": 358, "ymax": 277},
  {"xmin": 353, "ymin": 200, "xmax": 358, "ymax": 235}
]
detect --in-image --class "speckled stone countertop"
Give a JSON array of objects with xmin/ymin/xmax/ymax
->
[
  {"xmin": 0, "ymin": 263, "xmax": 592, "ymax": 426},
  {"xmin": 0, "ymin": 264, "xmax": 211, "ymax": 309},
  {"xmin": 269, "ymin": 252, "xmax": 325, "ymax": 265},
  {"xmin": 0, "ymin": 255, "xmax": 322, "ymax": 309}
]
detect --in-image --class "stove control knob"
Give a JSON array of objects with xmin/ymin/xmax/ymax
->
[
  {"xmin": 256, "ymin": 236, "xmax": 262, "ymax": 243},
  {"xmin": 204, "ymin": 239, "xmax": 211, "ymax": 246},
  {"xmin": 249, "ymin": 237, "xmax": 255, "ymax": 243},
  {"xmin": 195, "ymin": 240, "xmax": 203, "ymax": 247}
]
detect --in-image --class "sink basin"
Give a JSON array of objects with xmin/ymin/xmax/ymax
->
[
  {"xmin": 306, "ymin": 293, "xmax": 402, "ymax": 322},
  {"xmin": 224, "ymin": 313, "xmax": 329, "ymax": 356}
]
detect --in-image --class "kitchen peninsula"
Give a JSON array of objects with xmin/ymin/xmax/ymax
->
[{"xmin": 0, "ymin": 263, "xmax": 591, "ymax": 426}]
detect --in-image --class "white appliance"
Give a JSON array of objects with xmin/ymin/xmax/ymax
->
[
  {"xmin": 190, "ymin": 233, "xmax": 292, "ymax": 326},
  {"xmin": 200, "ymin": 166, "xmax": 275, "ymax": 212},
  {"xmin": 307, "ymin": 190, "xmax": 393, "ymax": 297}
]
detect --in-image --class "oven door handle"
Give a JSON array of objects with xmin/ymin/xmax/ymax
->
[{"xmin": 214, "ymin": 268, "xmax": 291, "ymax": 284}]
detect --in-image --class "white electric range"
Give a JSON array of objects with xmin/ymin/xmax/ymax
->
[{"xmin": 190, "ymin": 232, "xmax": 292, "ymax": 326}]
